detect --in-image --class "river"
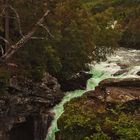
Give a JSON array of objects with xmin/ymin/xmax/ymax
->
[{"xmin": 46, "ymin": 48, "xmax": 140, "ymax": 140}]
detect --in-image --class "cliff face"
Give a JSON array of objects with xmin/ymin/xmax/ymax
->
[
  {"xmin": 0, "ymin": 73, "xmax": 64, "ymax": 140},
  {"xmin": 57, "ymin": 78, "xmax": 140, "ymax": 140}
]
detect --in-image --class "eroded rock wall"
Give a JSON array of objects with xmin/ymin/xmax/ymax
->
[{"xmin": 0, "ymin": 73, "xmax": 64, "ymax": 140}]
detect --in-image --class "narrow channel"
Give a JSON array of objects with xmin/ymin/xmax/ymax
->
[{"xmin": 46, "ymin": 48, "xmax": 140, "ymax": 140}]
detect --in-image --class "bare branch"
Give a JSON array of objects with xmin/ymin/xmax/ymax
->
[
  {"xmin": 0, "ymin": 45, "xmax": 4, "ymax": 55},
  {"xmin": 31, "ymin": 36, "xmax": 48, "ymax": 40},
  {"xmin": 1, "ymin": 4, "xmax": 24, "ymax": 37},
  {"xmin": 39, "ymin": 23, "xmax": 54, "ymax": 39},
  {"xmin": 0, "ymin": 7, "xmax": 6, "ymax": 16},
  {"xmin": 6, "ymin": 5, "xmax": 24, "ymax": 37},
  {"xmin": 0, "ymin": 36, "xmax": 10, "ymax": 46},
  {"xmin": 0, "ymin": 10, "xmax": 50, "ymax": 61},
  {"xmin": 0, "ymin": 15, "xmax": 17, "ymax": 19}
]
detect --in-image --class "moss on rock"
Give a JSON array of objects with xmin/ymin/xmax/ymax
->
[{"xmin": 57, "ymin": 94, "xmax": 140, "ymax": 140}]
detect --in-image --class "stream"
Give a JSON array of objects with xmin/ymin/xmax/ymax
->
[{"xmin": 46, "ymin": 48, "xmax": 140, "ymax": 140}]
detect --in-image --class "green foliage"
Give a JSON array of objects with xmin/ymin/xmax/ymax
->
[
  {"xmin": 58, "ymin": 96, "xmax": 140, "ymax": 140},
  {"xmin": 90, "ymin": 0, "xmax": 140, "ymax": 49},
  {"xmin": 47, "ymin": 0, "xmax": 120, "ymax": 79},
  {"xmin": 45, "ymin": 46, "xmax": 62, "ymax": 75},
  {"xmin": 58, "ymin": 97, "xmax": 98, "ymax": 140},
  {"xmin": 105, "ymin": 113, "xmax": 140, "ymax": 140},
  {"xmin": 1, "ymin": 0, "xmax": 121, "ymax": 82},
  {"xmin": 86, "ymin": 124, "xmax": 111, "ymax": 140},
  {"xmin": 0, "ymin": 66, "xmax": 10, "ymax": 95},
  {"xmin": 0, "ymin": 0, "xmax": 139, "ymax": 82}
]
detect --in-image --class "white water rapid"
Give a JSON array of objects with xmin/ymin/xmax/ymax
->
[{"xmin": 46, "ymin": 48, "xmax": 140, "ymax": 140}]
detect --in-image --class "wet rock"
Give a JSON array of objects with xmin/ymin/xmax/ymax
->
[
  {"xmin": 60, "ymin": 71, "xmax": 92, "ymax": 91},
  {"xmin": 137, "ymin": 71, "xmax": 140, "ymax": 76},
  {"xmin": 100, "ymin": 78, "xmax": 140, "ymax": 88},
  {"xmin": 87, "ymin": 78, "xmax": 140, "ymax": 103},
  {"xmin": 113, "ymin": 69, "xmax": 128, "ymax": 76},
  {"xmin": 0, "ymin": 73, "xmax": 64, "ymax": 140},
  {"xmin": 117, "ymin": 63, "xmax": 128, "ymax": 69}
]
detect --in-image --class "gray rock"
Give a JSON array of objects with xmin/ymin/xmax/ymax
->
[
  {"xmin": 0, "ymin": 73, "xmax": 64, "ymax": 140},
  {"xmin": 60, "ymin": 71, "xmax": 92, "ymax": 91}
]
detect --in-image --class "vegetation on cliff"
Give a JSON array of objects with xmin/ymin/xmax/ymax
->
[{"xmin": 58, "ymin": 95, "xmax": 140, "ymax": 140}]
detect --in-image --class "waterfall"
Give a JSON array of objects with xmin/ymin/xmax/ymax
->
[{"xmin": 46, "ymin": 48, "xmax": 140, "ymax": 140}]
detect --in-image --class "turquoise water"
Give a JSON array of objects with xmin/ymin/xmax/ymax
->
[
  {"xmin": 46, "ymin": 49, "xmax": 140, "ymax": 140},
  {"xmin": 46, "ymin": 64, "xmax": 119, "ymax": 140}
]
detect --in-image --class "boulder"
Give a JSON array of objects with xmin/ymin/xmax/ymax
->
[
  {"xmin": 116, "ymin": 63, "xmax": 128, "ymax": 69},
  {"xmin": 87, "ymin": 78, "xmax": 140, "ymax": 102},
  {"xmin": 59, "ymin": 71, "xmax": 92, "ymax": 91},
  {"xmin": 113, "ymin": 69, "xmax": 128, "ymax": 76}
]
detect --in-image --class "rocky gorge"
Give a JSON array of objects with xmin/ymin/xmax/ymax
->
[
  {"xmin": 0, "ymin": 48, "xmax": 140, "ymax": 140},
  {"xmin": 47, "ymin": 48, "xmax": 140, "ymax": 140}
]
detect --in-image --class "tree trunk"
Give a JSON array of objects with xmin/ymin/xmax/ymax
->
[{"xmin": 4, "ymin": 0, "xmax": 10, "ymax": 52}]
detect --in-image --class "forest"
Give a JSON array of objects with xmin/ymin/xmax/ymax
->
[
  {"xmin": 0, "ymin": 0, "xmax": 140, "ymax": 140},
  {"xmin": 0, "ymin": 0, "xmax": 139, "ymax": 84}
]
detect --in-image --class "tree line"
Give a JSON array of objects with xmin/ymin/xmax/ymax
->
[{"xmin": 0, "ymin": 0, "xmax": 139, "ymax": 83}]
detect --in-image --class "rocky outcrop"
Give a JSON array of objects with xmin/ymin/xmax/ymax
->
[
  {"xmin": 0, "ymin": 73, "xmax": 64, "ymax": 140},
  {"xmin": 59, "ymin": 71, "xmax": 92, "ymax": 91},
  {"xmin": 86, "ymin": 78, "xmax": 140, "ymax": 102}
]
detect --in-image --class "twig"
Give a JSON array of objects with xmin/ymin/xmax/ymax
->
[
  {"xmin": 0, "ymin": 10, "xmax": 50, "ymax": 61},
  {"xmin": 0, "ymin": 15, "xmax": 17, "ymax": 19},
  {"xmin": 7, "ymin": 5, "xmax": 24, "ymax": 37},
  {"xmin": 39, "ymin": 23, "xmax": 54, "ymax": 39},
  {"xmin": 0, "ymin": 36, "xmax": 10, "ymax": 46},
  {"xmin": 31, "ymin": 36, "xmax": 48, "ymax": 40}
]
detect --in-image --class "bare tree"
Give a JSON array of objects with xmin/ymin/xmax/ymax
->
[
  {"xmin": 4, "ymin": 0, "xmax": 10, "ymax": 51},
  {"xmin": 0, "ymin": 1, "xmax": 53, "ymax": 63}
]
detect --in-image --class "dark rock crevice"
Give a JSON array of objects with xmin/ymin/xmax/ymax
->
[{"xmin": 9, "ymin": 117, "xmax": 34, "ymax": 140}]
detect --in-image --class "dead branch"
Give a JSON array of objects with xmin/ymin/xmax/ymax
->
[
  {"xmin": 30, "ymin": 36, "xmax": 48, "ymax": 40},
  {"xmin": 0, "ymin": 36, "xmax": 10, "ymax": 46},
  {"xmin": 39, "ymin": 23, "xmax": 54, "ymax": 39},
  {"xmin": 0, "ymin": 10, "xmax": 50, "ymax": 61},
  {"xmin": 1, "ymin": 4, "xmax": 24, "ymax": 37},
  {"xmin": 0, "ymin": 15, "xmax": 17, "ymax": 19},
  {"xmin": 0, "ymin": 7, "xmax": 6, "ymax": 16},
  {"xmin": 0, "ymin": 45, "xmax": 4, "ymax": 55},
  {"xmin": 6, "ymin": 5, "xmax": 24, "ymax": 37}
]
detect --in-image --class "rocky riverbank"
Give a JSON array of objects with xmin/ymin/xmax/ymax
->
[
  {"xmin": 0, "ymin": 73, "xmax": 64, "ymax": 140},
  {"xmin": 57, "ymin": 78, "xmax": 140, "ymax": 140},
  {"xmin": 59, "ymin": 71, "xmax": 92, "ymax": 91}
]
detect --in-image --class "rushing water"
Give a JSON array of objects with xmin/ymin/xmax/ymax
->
[{"xmin": 46, "ymin": 48, "xmax": 140, "ymax": 140}]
